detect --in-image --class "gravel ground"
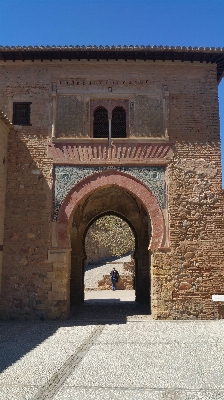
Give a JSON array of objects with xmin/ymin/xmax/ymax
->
[
  {"xmin": 85, "ymin": 255, "xmax": 132, "ymax": 289},
  {"xmin": 0, "ymin": 319, "xmax": 224, "ymax": 399}
]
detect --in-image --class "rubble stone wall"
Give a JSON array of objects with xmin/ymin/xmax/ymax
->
[{"xmin": 0, "ymin": 60, "xmax": 223, "ymax": 319}]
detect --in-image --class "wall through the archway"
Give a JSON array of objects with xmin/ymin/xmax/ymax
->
[{"xmin": 85, "ymin": 214, "xmax": 135, "ymax": 265}]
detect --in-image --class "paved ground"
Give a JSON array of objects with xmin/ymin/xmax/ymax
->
[
  {"xmin": 0, "ymin": 303, "xmax": 224, "ymax": 400},
  {"xmin": 85, "ymin": 289, "xmax": 135, "ymax": 302}
]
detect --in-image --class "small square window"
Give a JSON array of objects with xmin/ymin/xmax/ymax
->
[{"xmin": 13, "ymin": 102, "xmax": 31, "ymax": 125}]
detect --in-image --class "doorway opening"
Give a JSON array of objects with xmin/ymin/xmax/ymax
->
[
  {"xmin": 70, "ymin": 185, "xmax": 152, "ymax": 312},
  {"xmin": 84, "ymin": 214, "xmax": 135, "ymax": 302}
]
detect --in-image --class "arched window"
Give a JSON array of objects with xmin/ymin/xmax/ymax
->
[
  {"xmin": 111, "ymin": 107, "xmax": 126, "ymax": 138},
  {"xmin": 93, "ymin": 107, "xmax": 109, "ymax": 138}
]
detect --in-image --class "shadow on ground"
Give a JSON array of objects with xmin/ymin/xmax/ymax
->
[
  {"xmin": 0, "ymin": 321, "xmax": 67, "ymax": 373},
  {"xmin": 70, "ymin": 301, "xmax": 150, "ymax": 322},
  {"xmin": 0, "ymin": 302, "xmax": 150, "ymax": 373}
]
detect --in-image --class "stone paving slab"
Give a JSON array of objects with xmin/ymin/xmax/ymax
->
[{"xmin": 0, "ymin": 320, "xmax": 224, "ymax": 399}]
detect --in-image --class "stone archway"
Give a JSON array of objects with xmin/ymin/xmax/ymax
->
[
  {"xmin": 56, "ymin": 170, "xmax": 165, "ymax": 251},
  {"xmin": 70, "ymin": 188, "xmax": 150, "ymax": 307},
  {"xmin": 54, "ymin": 170, "xmax": 165, "ymax": 316},
  {"xmin": 82, "ymin": 211, "xmax": 137, "ymax": 296}
]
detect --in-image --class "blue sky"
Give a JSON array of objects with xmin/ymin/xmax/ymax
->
[{"xmin": 0, "ymin": 0, "xmax": 224, "ymax": 185}]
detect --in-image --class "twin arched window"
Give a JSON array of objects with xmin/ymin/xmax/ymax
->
[
  {"xmin": 93, "ymin": 106, "xmax": 126, "ymax": 138},
  {"xmin": 93, "ymin": 107, "xmax": 108, "ymax": 138}
]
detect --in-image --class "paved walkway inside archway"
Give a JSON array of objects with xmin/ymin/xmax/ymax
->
[
  {"xmin": 0, "ymin": 319, "xmax": 224, "ymax": 399},
  {"xmin": 84, "ymin": 289, "xmax": 135, "ymax": 302},
  {"xmin": 71, "ymin": 293, "xmax": 150, "ymax": 322}
]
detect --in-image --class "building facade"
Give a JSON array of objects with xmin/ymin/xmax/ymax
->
[{"xmin": 0, "ymin": 45, "xmax": 224, "ymax": 319}]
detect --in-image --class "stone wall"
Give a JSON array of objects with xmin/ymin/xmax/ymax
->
[
  {"xmin": 0, "ymin": 116, "xmax": 10, "ymax": 296},
  {"xmin": 98, "ymin": 275, "xmax": 134, "ymax": 290},
  {"xmin": 0, "ymin": 59, "xmax": 223, "ymax": 319},
  {"xmin": 151, "ymin": 72, "xmax": 224, "ymax": 319},
  {"xmin": 0, "ymin": 65, "xmax": 54, "ymax": 319}
]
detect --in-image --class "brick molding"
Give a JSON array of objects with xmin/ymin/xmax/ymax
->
[{"xmin": 48, "ymin": 141, "xmax": 173, "ymax": 165}]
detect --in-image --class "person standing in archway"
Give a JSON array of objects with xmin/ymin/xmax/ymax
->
[{"xmin": 110, "ymin": 267, "xmax": 119, "ymax": 291}]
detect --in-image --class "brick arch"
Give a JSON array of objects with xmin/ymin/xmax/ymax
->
[{"xmin": 56, "ymin": 170, "xmax": 165, "ymax": 251}]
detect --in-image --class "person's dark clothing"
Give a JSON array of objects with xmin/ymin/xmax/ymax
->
[{"xmin": 110, "ymin": 268, "xmax": 119, "ymax": 291}]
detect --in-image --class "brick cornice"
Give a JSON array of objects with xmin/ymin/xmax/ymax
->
[
  {"xmin": 1, "ymin": 45, "xmax": 224, "ymax": 81},
  {"xmin": 47, "ymin": 140, "xmax": 173, "ymax": 165}
]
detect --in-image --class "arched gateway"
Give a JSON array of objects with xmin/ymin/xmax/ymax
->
[
  {"xmin": 54, "ymin": 170, "xmax": 165, "ymax": 316},
  {"xmin": 1, "ymin": 46, "xmax": 224, "ymax": 320}
]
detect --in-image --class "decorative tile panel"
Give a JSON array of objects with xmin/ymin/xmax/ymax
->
[{"xmin": 53, "ymin": 166, "xmax": 166, "ymax": 221}]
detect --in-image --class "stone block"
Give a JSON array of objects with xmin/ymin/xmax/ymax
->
[{"xmin": 48, "ymin": 289, "xmax": 67, "ymax": 301}]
